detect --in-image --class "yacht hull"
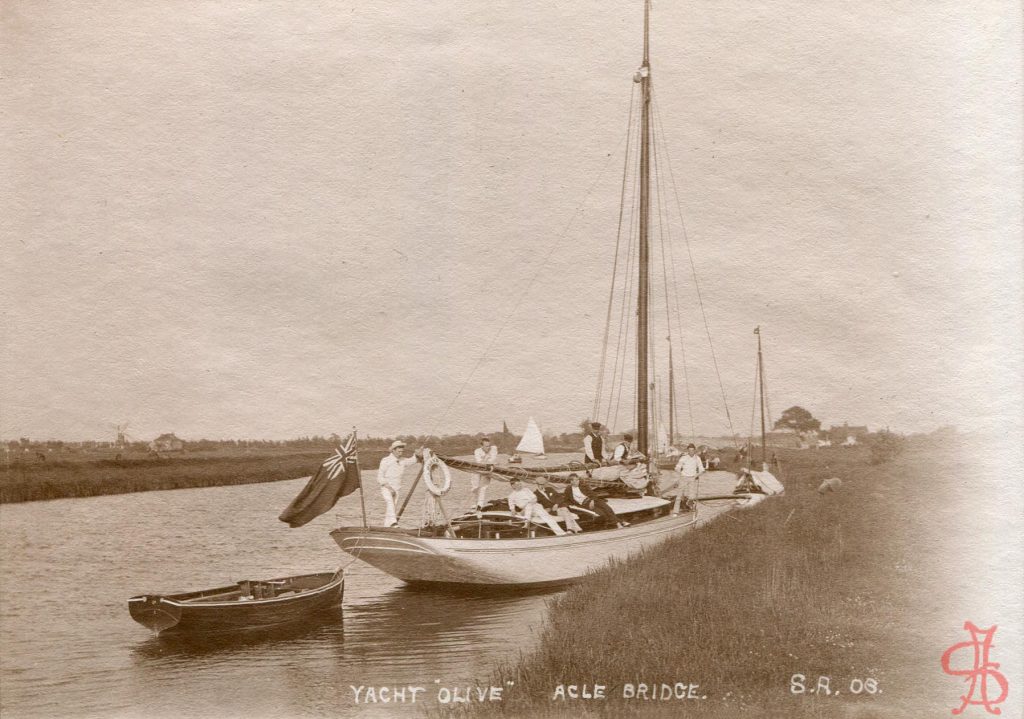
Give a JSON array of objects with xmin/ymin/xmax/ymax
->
[{"xmin": 330, "ymin": 494, "xmax": 760, "ymax": 587}]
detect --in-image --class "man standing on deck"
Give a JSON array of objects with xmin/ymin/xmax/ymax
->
[
  {"xmin": 471, "ymin": 436, "xmax": 498, "ymax": 510},
  {"xmin": 378, "ymin": 440, "xmax": 422, "ymax": 527},
  {"xmin": 583, "ymin": 422, "xmax": 606, "ymax": 465},
  {"xmin": 669, "ymin": 443, "xmax": 704, "ymax": 516}
]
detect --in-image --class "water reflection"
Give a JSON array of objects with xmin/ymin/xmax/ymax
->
[
  {"xmin": 2, "ymin": 476, "xmax": 562, "ymax": 718},
  {"xmin": 131, "ymin": 607, "xmax": 345, "ymax": 661},
  {"xmin": 342, "ymin": 584, "xmax": 560, "ymax": 670}
]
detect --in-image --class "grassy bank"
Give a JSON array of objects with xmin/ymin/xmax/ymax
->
[{"xmin": 442, "ymin": 440, "xmax": 1019, "ymax": 718}]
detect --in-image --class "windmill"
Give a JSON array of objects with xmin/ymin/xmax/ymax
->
[{"xmin": 112, "ymin": 422, "xmax": 130, "ymax": 448}]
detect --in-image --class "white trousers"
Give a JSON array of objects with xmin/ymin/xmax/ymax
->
[
  {"xmin": 379, "ymin": 484, "xmax": 398, "ymax": 527},
  {"xmin": 555, "ymin": 507, "xmax": 582, "ymax": 532},
  {"xmin": 470, "ymin": 473, "xmax": 491, "ymax": 508},
  {"xmin": 520, "ymin": 504, "xmax": 566, "ymax": 535}
]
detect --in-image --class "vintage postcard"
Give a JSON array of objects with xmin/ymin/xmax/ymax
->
[{"xmin": 1, "ymin": 1, "xmax": 1020, "ymax": 718}]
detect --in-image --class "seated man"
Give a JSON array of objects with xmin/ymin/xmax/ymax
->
[
  {"xmin": 507, "ymin": 478, "xmax": 566, "ymax": 536},
  {"xmin": 533, "ymin": 477, "xmax": 583, "ymax": 533},
  {"xmin": 611, "ymin": 433, "xmax": 636, "ymax": 465},
  {"xmin": 567, "ymin": 474, "xmax": 629, "ymax": 528}
]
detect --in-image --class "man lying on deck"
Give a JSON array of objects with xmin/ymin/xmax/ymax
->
[
  {"xmin": 568, "ymin": 474, "xmax": 629, "ymax": 528},
  {"xmin": 507, "ymin": 479, "xmax": 566, "ymax": 536},
  {"xmin": 533, "ymin": 477, "xmax": 583, "ymax": 533}
]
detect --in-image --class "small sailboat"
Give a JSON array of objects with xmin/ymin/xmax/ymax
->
[{"xmin": 515, "ymin": 416, "xmax": 546, "ymax": 459}]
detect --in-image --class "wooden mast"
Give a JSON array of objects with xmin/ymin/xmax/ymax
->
[
  {"xmin": 756, "ymin": 326, "xmax": 767, "ymax": 468},
  {"xmin": 636, "ymin": 0, "xmax": 652, "ymax": 457},
  {"xmin": 668, "ymin": 340, "xmax": 676, "ymax": 448}
]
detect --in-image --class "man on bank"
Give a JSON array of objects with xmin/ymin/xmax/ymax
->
[
  {"xmin": 378, "ymin": 440, "xmax": 423, "ymax": 527},
  {"xmin": 669, "ymin": 443, "xmax": 705, "ymax": 516},
  {"xmin": 471, "ymin": 436, "xmax": 498, "ymax": 510}
]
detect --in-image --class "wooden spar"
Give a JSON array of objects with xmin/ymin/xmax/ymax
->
[
  {"xmin": 354, "ymin": 427, "xmax": 368, "ymax": 528},
  {"xmin": 396, "ymin": 460, "xmax": 425, "ymax": 521},
  {"xmin": 756, "ymin": 326, "xmax": 767, "ymax": 467},
  {"xmin": 636, "ymin": 0, "xmax": 652, "ymax": 457}
]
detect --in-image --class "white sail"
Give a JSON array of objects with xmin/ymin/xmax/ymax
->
[{"xmin": 515, "ymin": 417, "xmax": 546, "ymax": 455}]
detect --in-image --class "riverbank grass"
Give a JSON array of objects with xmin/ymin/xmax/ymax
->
[{"xmin": 448, "ymin": 442, "xmax": 983, "ymax": 718}]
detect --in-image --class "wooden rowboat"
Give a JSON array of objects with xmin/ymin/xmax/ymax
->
[{"xmin": 128, "ymin": 570, "xmax": 343, "ymax": 634}]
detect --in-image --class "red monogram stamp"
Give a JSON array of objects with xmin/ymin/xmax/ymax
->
[{"xmin": 940, "ymin": 622, "xmax": 1010, "ymax": 715}]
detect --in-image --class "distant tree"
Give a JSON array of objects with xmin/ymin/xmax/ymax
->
[{"xmin": 773, "ymin": 406, "xmax": 821, "ymax": 434}]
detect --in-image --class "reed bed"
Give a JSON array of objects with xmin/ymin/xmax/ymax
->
[{"xmin": 442, "ymin": 442, "xmax": 971, "ymax": 718}]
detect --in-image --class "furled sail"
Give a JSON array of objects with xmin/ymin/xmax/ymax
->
[{"xmin": 515, "ymin": 417, "xmax": 545, "ymax": 455}]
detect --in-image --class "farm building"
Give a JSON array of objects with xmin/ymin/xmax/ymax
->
[
  {"xmin": 827, "ymin": 423, "xmax": 869, "ymax": 446},
  {"xmin": 149, "ymin": 433, "xmax": 184, "ymax": 452}
]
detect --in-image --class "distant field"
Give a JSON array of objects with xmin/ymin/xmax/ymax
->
[
  {"xmin": 0, "ymin": 447, "xmax": 400, "ymax": 504},
  {"xmin": 0, "ymin": 440, "xmax": 494, "ymax": 503}
]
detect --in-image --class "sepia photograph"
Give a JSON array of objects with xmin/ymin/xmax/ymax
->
[{"xmin": 1, "ymin": 1, "xmax": 1021, "ymax": 717}]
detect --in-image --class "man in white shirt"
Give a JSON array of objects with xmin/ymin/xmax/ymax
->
[
  {"xmin": 378, "ymin": 440, "xmax": 422, "ymax": 527},
  {"xmin": 506, "ymin": 479, "xmax": 566, "ymax": 535},
  {"xmin": 471, "ymin": 437, "xmax": 498, "ymax": 510},
  {"xmin": 582, "ymin": 422, "xmax": 607, "ymax": 464},
  {"xmin": 668, "ymin": 443, "xmax": 704, "ymax": 516},
  {"xmin": 611, "ymin": 433, "xmax": 635, "ymax": 464}
]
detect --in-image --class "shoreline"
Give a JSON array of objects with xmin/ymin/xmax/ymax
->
[{"xmin": 441, "ymin": 437, "xmax": 1021, "ymax": 718}]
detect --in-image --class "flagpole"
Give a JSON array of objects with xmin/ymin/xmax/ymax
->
[{"xmin": 354, "ymin": 427, "xmax": 368, "ymax": 528}]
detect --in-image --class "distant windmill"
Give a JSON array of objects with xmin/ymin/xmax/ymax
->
[{"xmin": 112, "ymin": 422, "xmax": 130, "ymax": 447}]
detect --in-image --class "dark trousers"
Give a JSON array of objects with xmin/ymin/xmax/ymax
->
[{"xmin": 577, "ymin": 497, "xmax": 619, "ymax": 525}]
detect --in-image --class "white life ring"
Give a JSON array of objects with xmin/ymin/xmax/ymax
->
[{"xmin": 422, "ymin": 451, "xmax": 452, "ymax": 496}]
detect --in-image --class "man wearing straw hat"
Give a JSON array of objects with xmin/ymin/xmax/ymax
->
[{"xmin": 378, "ymin": 440, "xmax": 422, "ymax": 527}]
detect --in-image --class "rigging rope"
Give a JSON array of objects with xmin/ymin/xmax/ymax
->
[
  {"xmin": 650, "ymin": 116, "xmax": 696, "ymax": 443},
  {"xmin": 593, "ymin": 83, "xmax": 637, "ymax": 420},
  {"xmin": 651, "ymin": 95, "xmax": 738, "ymax": 445},
  {"xmin": 607, "ymin": 109, "xmax": 642, "ymax": 431},
  {"xmin": 426, "ymin": 99, "xmax": 634, "ymax": 437}
]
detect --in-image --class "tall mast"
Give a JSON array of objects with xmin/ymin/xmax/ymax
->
[
  {"xmin": 756, "ymin": 326, "xmax": 767, "ymax": 467},
  {"xmin": 668, "ymin": 340, "xmax": 675, "ymax": 447},
  {"xmin": 636, "ymin": 0, "xmax": 652, "ymax": 457}
]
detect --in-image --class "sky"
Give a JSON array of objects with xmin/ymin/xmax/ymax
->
[{"xmin": 1, "ymin": 0, "xmax": 1021, "ymax": 442}]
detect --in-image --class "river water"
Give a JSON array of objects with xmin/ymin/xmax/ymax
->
[{"xmin": 0, "ymin": 464, "xmax": 561, "ymax": 718}]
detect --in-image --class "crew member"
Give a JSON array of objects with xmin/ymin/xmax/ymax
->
[
  {"xmin": 507, "ymin": 479, "xmax": 566, "ymax": 535},
  {"xmin": 567, "ymin": 474, "xmax": 628, "ymax": 528},
  {"xmin": 583, "ymin": 422, "xmax": 606, "ymax": 465},
  {"xmin": 378, "ymin": 440, "xmax": 422, "ymax": 527},
  {"xmin": 533, "ymin": 477, "xmax": 583, "ymax": 533},
  {"xmin": 472, "ymin": 437, "xmax": 498, "ymax": 510},
  {"xmin": 669, "ymin": 443, "xmax": 704, "ymax": 516},
  {"xmin": 611, "ymin": 433, "xmax": 635, "ymax": 464}
]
